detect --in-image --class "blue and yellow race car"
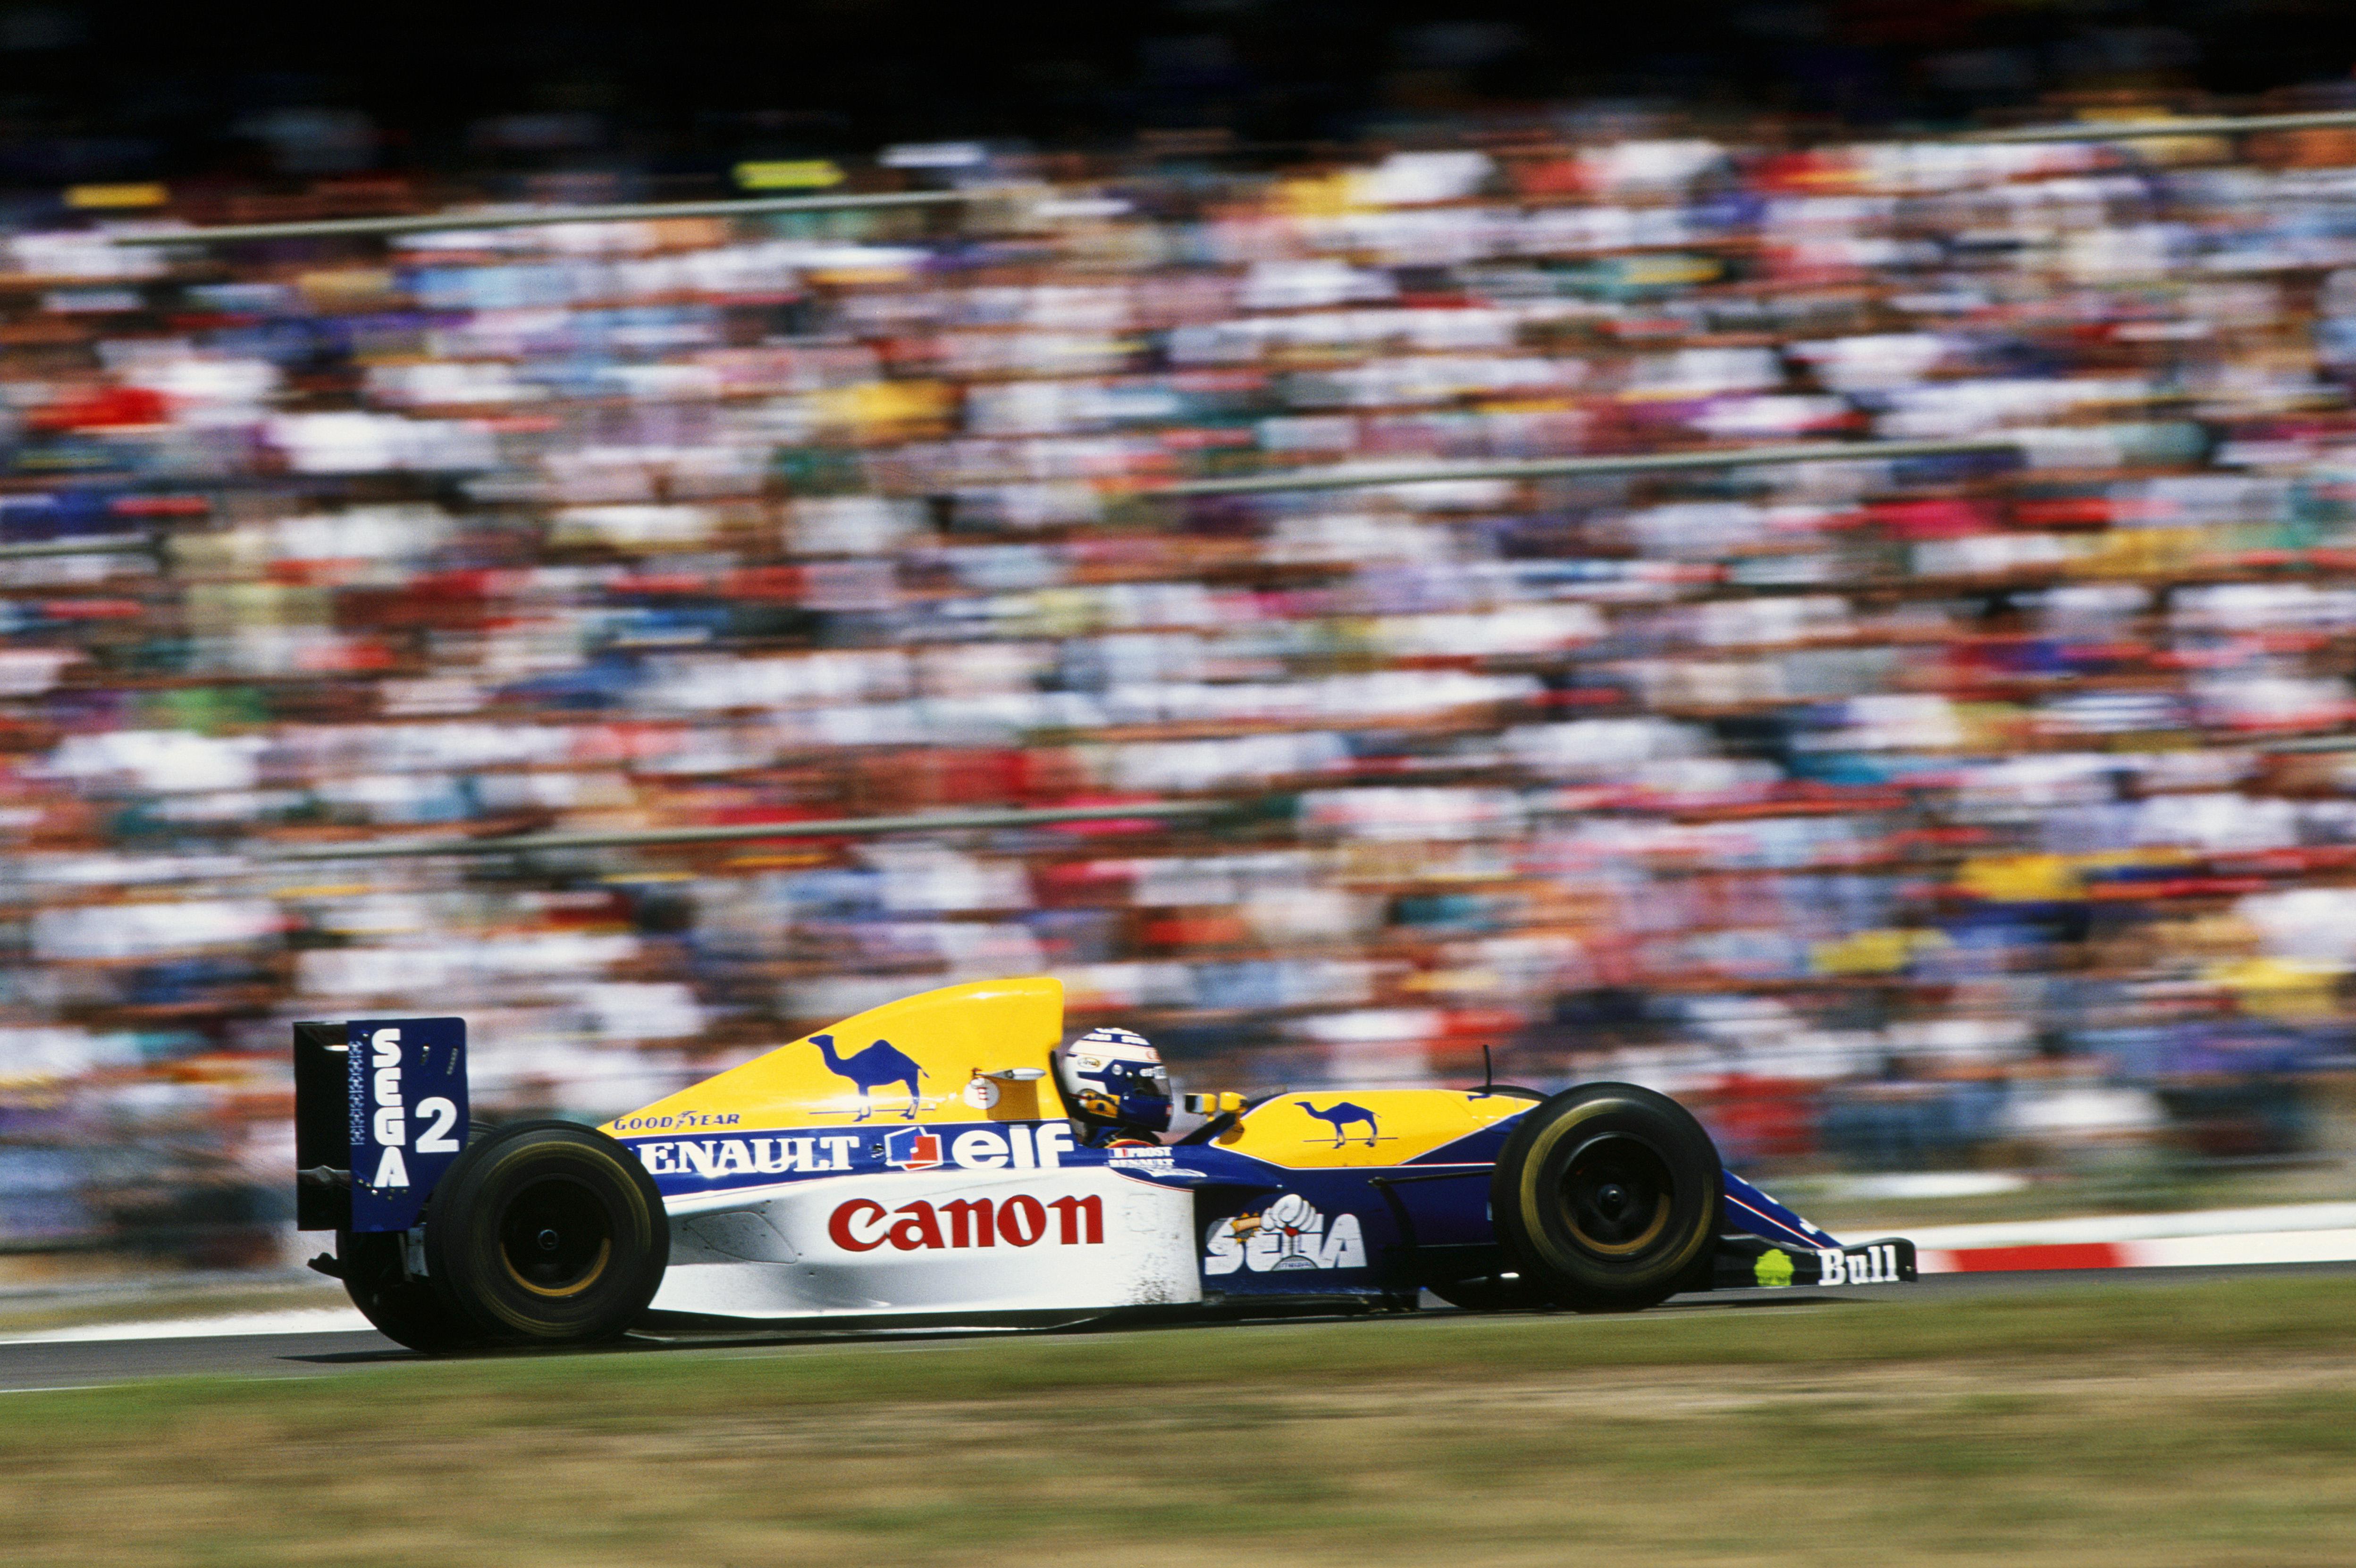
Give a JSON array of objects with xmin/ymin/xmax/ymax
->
[{"xmin": 294, "ymin": 976, "xmax": 1915, "ymax": 1351}]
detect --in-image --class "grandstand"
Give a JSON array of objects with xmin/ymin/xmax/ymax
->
[{"xmin": 6, "ymin": 111, "xmax": 2356, "ymax": 1265}]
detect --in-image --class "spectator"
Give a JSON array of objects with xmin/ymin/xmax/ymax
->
[{"xmin": 4, "ymin": 111, "xmax": 2356, "ymax": 1266}]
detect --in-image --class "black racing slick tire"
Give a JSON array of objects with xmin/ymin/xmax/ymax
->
[
  {"xmin": 336, "ymin": 1117, "xmax": 497, "ymax": 1353},
  {"xmin": 1490, "ymin": 1082, "xmax": 1721, "ymax": 1313},
  {"xmin": 423, "ymin": 1121, "xmax": 668, "ymax": 1347},
  {"xmin": 1426, "ymin": 1272, "xmax": 1549, "ymax": 1312},
  {"xmin": 338, "ymin": 1228, "xmax": 479, "ymax": 1353}
]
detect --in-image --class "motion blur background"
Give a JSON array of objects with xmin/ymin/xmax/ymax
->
[{"xmin": 6, "ymin": 0, "xmax": 2356, "ymax": 1280}]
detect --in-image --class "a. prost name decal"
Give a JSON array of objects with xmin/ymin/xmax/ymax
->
[
  {"xmin": 1107, "ymin": 1143, "xmax": 1199, "ymax": 1181},
  {"xmin": 827, "ymin": 1193, "xmax": 1105, "ymax": 1253},
  {"xmin": 627, "ymin": 1121, "xmax": 1078, "ymax": 1188}
]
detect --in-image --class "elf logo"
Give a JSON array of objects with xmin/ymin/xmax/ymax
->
[
  {"xmin": 632, "ymin": 1122, "xmax": 1076, "ymax": 1182},
  {"xmin": 883, "ymin": 1127, "xmax": 944, "ymax": 1171}
]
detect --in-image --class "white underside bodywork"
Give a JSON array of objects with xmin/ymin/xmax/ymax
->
[{"xmin": 649, "ymin": 1166, "xmax": 1203, "ymax": 1322}]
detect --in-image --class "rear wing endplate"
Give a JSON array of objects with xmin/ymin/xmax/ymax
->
[{"xmin": 293, "ymin": 1017, "xmax": 469, "ymax": 1233}]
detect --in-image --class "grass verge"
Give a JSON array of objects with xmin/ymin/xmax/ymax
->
[{"xmin": 4, "ymin": 1275, "xmax": 2356, "ymax": 1565}]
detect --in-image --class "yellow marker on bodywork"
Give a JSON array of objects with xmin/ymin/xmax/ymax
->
[
  {"xmin": 1214, "ymin": 1089, "xmax": 1533, "ymax": 1168},
  {"xmin": 605, "ymin": 976, "xmax": 1070, "ymax": 1137}
]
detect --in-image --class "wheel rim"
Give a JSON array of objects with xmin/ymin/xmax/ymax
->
[
  {"xmin": 496, "ymin": 1178, "xmax": 614, "ymax": 1298},
  {"xmin": 1556, "ymin": 1133, "xmax": 1674, "ymax": 1257}
]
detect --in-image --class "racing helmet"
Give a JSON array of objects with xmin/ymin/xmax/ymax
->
[{"xmin": 1054, "ymin": 1026, "xmax": 1172, "ymax": 1137}]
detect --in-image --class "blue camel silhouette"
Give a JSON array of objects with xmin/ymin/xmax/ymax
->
[
  {"xmin": 1297, "ymin": 1100, "xmax": 1380, "ymax": 1146},
  {"xmin": 813, "ymin": 1034, "xmax": 926, "ymax": 1121}
]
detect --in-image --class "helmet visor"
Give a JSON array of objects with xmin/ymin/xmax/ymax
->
[{"xmin": 1113, "ymin": 1062, "xmax": 1173, "ymax": 1132}]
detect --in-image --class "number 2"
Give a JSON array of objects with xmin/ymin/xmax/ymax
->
[{"xmin": 414, "ymin": 1097, "xmax": 462, "ymax": 1154}]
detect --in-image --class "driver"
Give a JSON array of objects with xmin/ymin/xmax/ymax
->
[{"xmin": 1053, "ymin": 1026, "xmax": 1172, "ymax": 1147}]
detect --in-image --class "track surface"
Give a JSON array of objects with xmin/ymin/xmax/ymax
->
[{"xmin": 5, "ymin": 1261, "xmax": 2352, "ymax": 1393}]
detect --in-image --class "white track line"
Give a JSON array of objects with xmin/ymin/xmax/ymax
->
[
  {"xmin": 1901, "ymin": 1201, "xmax": 2356, "ymax": 1252},
  {"xmin": 0, "ymin": 1307, "xmax": 372, "ymax": 1345},
  {"xmin": 2130, "ymin": 1228, "xmax": 2356, "ymax": 1268}
]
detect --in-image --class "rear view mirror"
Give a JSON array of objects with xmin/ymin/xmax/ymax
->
[
  {"xmin": 985, "ymin": 1067, "xmax": 1047, "ymax": 1082},
  {"xmin": 1184, "ymin": 1092, "xmax": 1245, "ymax": 1114}
]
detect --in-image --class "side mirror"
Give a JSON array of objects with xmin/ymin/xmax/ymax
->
[
  {"xmin": 985, "ymin": 1067, "xmax": 1047, "ymax": 1082},
  {"xmin": 1184, "ymin": 1091, "xmax": 1245, "ymax": 1115}
]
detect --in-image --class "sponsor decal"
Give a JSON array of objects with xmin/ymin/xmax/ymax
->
[
  {"xmin": 811, "ymin": 1033, "xmax": 927, "ymax": 1121},
  {"xmin": 1753, "ymin": 1248, "xmax": 1795, "ymax": 1288},
  {"xmin": 1295, "ymin": 1100, "xmax": 1390, "ymax": 1150},
  {"xmin": 362, "ymin": 1027, "xmax": 410, "ymax": 1192},
  {"xmin": 638, "ymin": 1135, "xmax": 860, "ymax": 1177},
  {"xmin": 631, "ymin": 1121, "xmax": 1077, "ymax": 1182},
  {"xmin": 353, "ymin": 1024, "xmax": 463, "ymax": 1191},
  {"xmin": 1203, "ymin": 1193, "xmax": 1366, "ymax": 1275},
  {"xmin": 1816, "ymin": 1243, "xmax": 1904, "ymax": 1286},
  {"xmin": 826, "ymin": 1193, "xmax": 1104, "ymax": 1253},
  {"xmin": 611, "ymin": 1111, "xmax": 741, "ymax": 1132},
  {"xmin": 348, "ymin": 1017, "xmax": 466, "ymax": 1233},
  {"xmin": 934, "ymin": 1122, "xmax": 1072, "ymax": 1172}
]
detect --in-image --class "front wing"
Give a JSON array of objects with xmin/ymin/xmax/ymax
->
[{"xmin": 1711, "ymin": 1233, "xmax": 1918, "ymax": 1290}]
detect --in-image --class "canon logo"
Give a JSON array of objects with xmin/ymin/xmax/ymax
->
[{"xmin": 826, "ymin": 1194, "xmax": 1104, "ymax": 1253}]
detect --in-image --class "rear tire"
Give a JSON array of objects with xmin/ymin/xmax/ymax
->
[
  {"xmin": 338, "ymin": 1229, "xmax": 479, "ymax": 1352},
  {"xmin": 1426, "ymin": 1272, "xmax": 1549, "ymax": 1312},
  {"xmin": 337, "ymin": 1117, "xmax": 496, "ymax": 1353},
  {"xmin": 423, "ymin": 1121, "xmax": 668, "ymax": 1346},
  {"xmin": 1491, "ymin": 1082, "xmax": 1720, "ymax": 1313}
]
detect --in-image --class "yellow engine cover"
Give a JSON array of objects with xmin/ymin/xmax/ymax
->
[
  {"xmin": 1209, "ymin": 1089, "xmax": 1532, "ymax": 1168},
  {"xmin": 604, "ymin": 976, "xmax": 1070, "ymax": 1138}
]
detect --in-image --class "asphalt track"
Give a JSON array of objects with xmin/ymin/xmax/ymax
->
[{"xmin": 5, "ymin": 1260, "xmax": 2353, "ymax": 1394}]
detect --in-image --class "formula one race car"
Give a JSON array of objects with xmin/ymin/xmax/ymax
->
[{"xmin": 294, "ymin": 977, "xmax": 1915, "ymax": 1351}]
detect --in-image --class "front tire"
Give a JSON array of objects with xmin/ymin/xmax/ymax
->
[
  {"xmin": 1491, "ymin": 1082, "xmax": 1720, "ymax": 1313},
  {"xmin": 423, "ymin": 1121, "xmax": 668, "ymax": 1346}
]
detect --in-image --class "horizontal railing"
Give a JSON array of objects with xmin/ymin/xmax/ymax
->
[
  {"xmin": 106, "ymin": 188, "xmax": 978, "ymax": 246},
  {"xmin": 0, "ymin": 534, "xmax": 155, "ymax": 560},
  {"xmin": 269, "ymin": 801, "xmax": 1217, "ymax": 860},
  {"xmin": 1969, "ymin": 109, "xmax": 2356, "ymax": 144},
  {"xmin": 1148, "ymin": 437, "xmax": 2025, "ymax": 497},
  {"xmin": 100, "ymin": 110, "xmax": 2356, "ymax": 246}
]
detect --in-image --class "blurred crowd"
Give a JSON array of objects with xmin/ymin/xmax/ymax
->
[{"xmin": 7, "ymin": 113, "xmax": 2356, "ymax": 1265}]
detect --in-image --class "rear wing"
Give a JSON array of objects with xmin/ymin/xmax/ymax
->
[{"xmin": 293, "ymin": 1017, "xmax": 469, "ymax": 1234}]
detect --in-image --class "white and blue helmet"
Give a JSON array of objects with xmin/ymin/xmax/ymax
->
[{"xmin": 1055, "ymin": 1026, "xmax": 1172, "ymax": 1137}]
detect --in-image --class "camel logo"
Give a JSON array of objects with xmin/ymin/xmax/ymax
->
[
  {"xmin": 1296, "ymin": 1100, "xmax": 1387, "ymax": 1149},
  {"xmin": 812, "ymin": 1033, "xmax": 926, "ymax": 1121},
  {"xmin": 1203, "ymin": 1193, "xmax": 1367, "ymax": 1275},
  {"xmin": 882, "ymin": 1126, "xmax": 944, "ymax": 1171}
]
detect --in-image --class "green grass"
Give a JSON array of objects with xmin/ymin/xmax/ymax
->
[{"xmin": 6, "ymin": 1277, "xmax": 2356, "ymax": 1565}]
